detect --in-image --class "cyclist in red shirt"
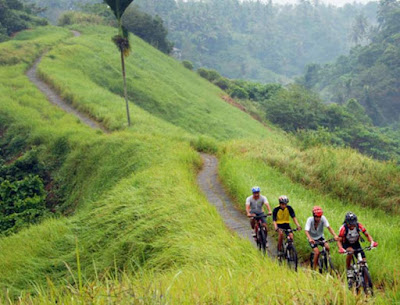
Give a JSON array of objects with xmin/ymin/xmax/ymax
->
[{"xmin": 337, "ymin": 212, "xmax": 378, "ymax": 288}]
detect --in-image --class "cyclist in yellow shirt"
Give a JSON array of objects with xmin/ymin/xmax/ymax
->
[{"xmin": 273, "ymin": 195, "xmax": 302, "ymax": 254}]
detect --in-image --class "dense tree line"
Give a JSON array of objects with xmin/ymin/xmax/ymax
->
[
  {"xmin": 0, "ymin": 0, "xmax": 47, "ymax": 42},
  {"xmin": 133, "ymin": 0, "xmax": 378, "ymax": 82},
  {"xmin": 20, "ymin": 0, "xmax": 95, "ymax": 23},
  {"xmin": 299, "ymin": 0, "xmax": 400, "ymax": 127},
  {"xmin": 196, "ymin": 65, "xmax": 400, "ymax": 162}
]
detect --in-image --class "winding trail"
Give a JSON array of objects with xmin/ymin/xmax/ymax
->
[
  {"xmin": 26, "ymin": 30, "xmax": 275, "ymax": 256},
  {"xmin": 26, "ymin": 30, "xmax": 108, "ymax": 133},
  {"xmin": 197, "ymin": 153, "xmax": 276, "ymax": 256}
]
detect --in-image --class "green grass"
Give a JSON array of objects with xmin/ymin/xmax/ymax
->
[
  {"xmin": 0, "ymin": 25, "xmax": 399, "ymax": 304},
  {"xmin": 37, "ymin": 25, "xmax": 270, "ymax": 139},
  {"xmin": 219, "ymin": 141, "xmax": 400, "ymax": 301}
]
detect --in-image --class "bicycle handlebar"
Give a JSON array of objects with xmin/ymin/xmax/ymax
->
[
  {"xmin": 249, "ymin": 213, "xmax": 271, "ymax": 219},
  {"xmin": 342, "ymin": 246, "xmax": 375, "ymax": 255},
  {"xmin": 279, "ymin": 228, "xmax": 298, "ymax": 233},
  {"xmin": 314, "ymin": 238, "xmax": 336, "ymax": 246}
]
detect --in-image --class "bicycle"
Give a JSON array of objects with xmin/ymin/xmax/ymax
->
[
  {"xmin": 277, "ymin": 228, "xmax": 298, "ymax": 272},
  {"xmin": 342, "ymin": 246, "xmax": 375, "ymax": 295},
  {"xmin": 310, "ymin": 238, "xmax": 335, "ymax": 273},
  {"xmin": 251, "ymin": 214, "xmax": 269, "ymax": 256}
]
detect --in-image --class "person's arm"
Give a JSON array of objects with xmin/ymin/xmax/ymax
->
[
  {"xmin": 264, "ymin": 198, "xmax": 272, "ymax": 215},
  {"xmin": 304, "ymin": 218, "xmax": 313, "ymax": 243},
  {"xmin": 245, "ymin": 197, "xmax": 253, "ymax": 217},
  {"xmin": 273, "ymin": 208, "xmax": 278, "ymax": 231},
  {"xmin": 305, "ymin": 230, "xmax": 314, "ymax": 244},
  {"xmin": 289, "ymin": 206, "xmax": 301, "ymax": 230},
  {"xmin": 246, "ymin": 204, "xmax": 252, "ymax": 217},
  {"xmin": 328, "ymin": 226, "xmax": 339, "ymax": 240},
  {"xmin": 360, "ymin": 224, "xmax": 378, "ymax": 247},
  {"xmin": 337, "ymin": 226, "xmax": 345, "ymax": 253},
  {"xmin": 293, "ymin": 217, "xmax": 302, "ymax": 231}
]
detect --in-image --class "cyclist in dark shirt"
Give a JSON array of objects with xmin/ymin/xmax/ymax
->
[
  {"xmin": 273, "ymin": 195, "xmax": 302, "ymax": 254},
  {"xmin": 337, "ymin": 212, "xmax": 378, "ymax": 287}
]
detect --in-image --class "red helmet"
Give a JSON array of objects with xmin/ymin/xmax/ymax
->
[{"xmin": 313, "ymin": 206, "xmax": 323, "ymax": 217}]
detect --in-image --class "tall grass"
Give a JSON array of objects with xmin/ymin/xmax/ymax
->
[
  {"xmin": 219, "ymin": 143, "xmax": 400, "ymax": 301},
  {"xmin": 0, "ymin": 25, "xmax": 398, "ymax": 304},
  {"xmin": 37, "ymin": 25, "xmax": 270, "ymax": 140}
]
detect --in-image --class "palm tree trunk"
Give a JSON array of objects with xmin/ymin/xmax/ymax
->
[{"xmin": 120, "ymin": 50, "xmax": 131, "ymax": 126}]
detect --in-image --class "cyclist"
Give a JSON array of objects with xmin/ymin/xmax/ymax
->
[
  {"xmin": 337, "ymin": 212, "xmax": 378, "ymax": 288},
  {"xmin": 273, "ymin": 195, "xmax": 302, "ymax": 254},
  {"xmin": 305, "ymin": 206, "xmax": 338, "ymax": 270},
  {"xmin": 246, "ymin": 186, "xmax": 272, "ymax": 239}
]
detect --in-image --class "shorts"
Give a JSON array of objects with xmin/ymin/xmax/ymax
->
[
  {"xmin": 277, "ymin": 223, "xmax": 291, "ymax": 234},
  {"xmin": 343, "ymin": 241, "xmax": 365, "ymax": 258},
  {"xmin": 252, "ymin": 212, "xmax": 267, "ymax": 224},
  {"xmin": 309, "ymin": 237, "xmax": 325, "ymax": 249}
]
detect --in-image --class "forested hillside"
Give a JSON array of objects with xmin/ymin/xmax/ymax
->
[
  {"xmin": 0, "ymin": 0, "xmax": 47, "ymax": 41},
  {"xmin": 300, "ymin": 0, "xmax": 400, "ymax": 126},
  {"xmin": 134, "ymin": 0, "xmax": 378, "ymax": 82},
  {"xmin": 20, "ymin": 0, "xmax": 95, "ymax": 23},
  {"xmin": 1, "ymin": 18, "xmax": 400, "ymax": 303}
]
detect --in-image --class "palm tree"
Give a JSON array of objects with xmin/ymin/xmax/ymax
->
[{"xmin": 104, "ymin": 0, "xmax": 134, "ymax": 126}]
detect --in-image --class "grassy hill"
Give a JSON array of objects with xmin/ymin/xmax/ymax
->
[{"xmin": 0, "ymin": 25, "xmax": 399, "ymax": 303}]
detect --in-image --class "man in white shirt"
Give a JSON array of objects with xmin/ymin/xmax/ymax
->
[{"xmin": 305, "ymin": 206, "xmax": 338, "ymax": 270}]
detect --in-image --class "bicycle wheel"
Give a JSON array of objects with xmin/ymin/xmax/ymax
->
[
  {"xmin": 310, "ymin": 252, "xmax": 314, "ymax": 269},
  {"xmin": 259, "ymin": 228, "xmax": 267, "ymax": 255},
  {"xmin": 327, "ymin": 255, "xmax": 335, "ymax": 273},
  {"xmin": 362, "ymin": 267, "xmax": 374, "ymax": 296},
  {"xmin": 286, "ymin": 245, "xmax": 298, "ymax": 272},
  {"xmin": 256, "ymin": 229, "xmax": 261, "ymax": 251},
  {"xmin": 317, "ymin": 253, "xmax": 325, "ymax": 273}
]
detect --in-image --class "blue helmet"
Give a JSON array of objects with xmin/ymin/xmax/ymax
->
[{"xmin": 252, "ymin": 186, "xmax": 261, "ymax": 193}]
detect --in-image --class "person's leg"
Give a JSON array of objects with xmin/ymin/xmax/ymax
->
[
  {"xmin": 313, "ymin": 247, "xmax": 320, "ymax": 270},
  {"xmin": 346, "ymin": 247, "xmax": 353, "ymax": 269},
  {"xmin": 278, "ymin": 230, "xmax": 284, "ymax": 251}
]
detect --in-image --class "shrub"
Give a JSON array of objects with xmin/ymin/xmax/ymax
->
[
  {"xmin": 190, "ymin": 136, "xmax": 218, "ymax": 154},
  {"xmin": 213, "ymin": 77, "xmax": 231, "ymax": 90},
  {"xmin": 230, "ymin": 86, "xmax": 249, "ymax": 99},
  {"xmin": 58, "ymin": 12, "xmax": 105, "ymax": 26},
  {"xmin": 182, "ymin": 60, "xmax": 194, "ymax": 70},
  {"xmin": 197, "ymin": 68, "xmax": 210, "ymax": 79}
]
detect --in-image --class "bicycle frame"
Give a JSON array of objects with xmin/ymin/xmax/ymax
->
[
  {"xmin": 278, "ymin": 228, "xmax": 298, "ymax": 271},
  {"xmin": 251, "ymin": 214, "xmax": 269, "ymax": 255},
  {"xmin": 310, "ymin": 238, "xmax": 335, "ymax": 272},
  {"xmin": 343, "ymin": 246, "xmax": 375, "ymax": 295}
]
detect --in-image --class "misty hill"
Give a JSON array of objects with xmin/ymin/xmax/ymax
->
[
  {"xmin": 299, "ymin": 0, "xmax": 400, "ymax": 126},
  {"xmin": 134, "ymin": 0, "xmax": 378, "ymax": 82}
]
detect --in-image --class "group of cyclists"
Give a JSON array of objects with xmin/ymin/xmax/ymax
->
[{"xmin": 245, "ymin": 186, "xmax": 378, "ymax": 287}]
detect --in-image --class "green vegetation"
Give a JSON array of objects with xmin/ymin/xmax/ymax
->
[
  {"xmin": 123, "ymin": 5, "xmax": 173, "ymax": 54},
  {"xmin": 0, "ymin": 0, "xmax": 47, "ymax": 42},
  {"xmin": 0, "ymin": 149, "xmax": 49, "ymax": 235},
  {"xmin": 300, "ymin": 0, "xmax": 400, "ymax": 127},
  {"xmin": 197, "ymin": 67, "xmax": 400, "ymax": 162},
  {"xmin": 134, "ymin": 0, "xmax": 378, "ymax": 82},
  {"xmin": 1, "ymin": 21, "xmax": 399, "ymax": 304},
  {"xmin": 37, "ymin": 25, "xmax": 268, "ymax": 139},
  {"xmin": 0, "ymin": 26, "xmax": 366, "ymax": 304},
  {"xmin": 219, "ymin": 142, "xmax": 400, "ymax": 300},
  {"xmin": 20, "ymin": 0, "xmax": 95, "ymax": 23}
]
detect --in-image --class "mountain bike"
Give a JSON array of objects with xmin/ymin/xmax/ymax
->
[
  {"xmin": 310, "ymin": 238, "xmax": 335, "ymax": 273},
  {"xmin": 342, "ymin": 246, "xmax": 375, "ymax": 295},
  {"xmin": 278, "ymin": 228, "xmax": 298, "ymax": 271},
  {"xmin": 251, "ymin": 214, "xmax": 269, "ymax": 256}
]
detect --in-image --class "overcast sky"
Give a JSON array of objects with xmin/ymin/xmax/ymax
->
[{"xmin": 267, "ymin": 0, "xmax": 374, "ymax": 6}]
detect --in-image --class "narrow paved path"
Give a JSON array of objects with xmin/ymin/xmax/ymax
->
[
  {"xmin": 197, "ymin": 153, "xmax": 276, "ymax": 256},
  {"xmin": 26, "ymin": 30, "xmax": 108, "ymax": 133}
]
